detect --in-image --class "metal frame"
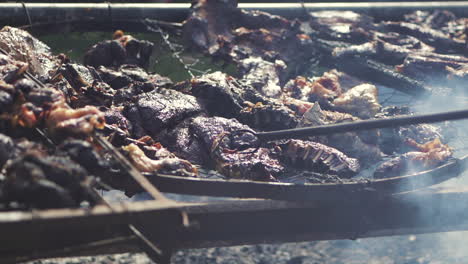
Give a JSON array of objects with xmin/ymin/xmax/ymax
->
[
  {"xmin": 2, "ymin": 2, "xmax": 468, "ymax": 26},
  {"xmin": 1, "ymin": 2, "xmax": 468, "ymax": 263}
]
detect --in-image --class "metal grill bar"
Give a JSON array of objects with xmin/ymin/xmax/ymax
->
[{"xmin": 3, "ymin": 2, "xmax": 468, "ymax": 26}]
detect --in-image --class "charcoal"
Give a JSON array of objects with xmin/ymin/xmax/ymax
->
[
  {"xmin": 0, "ymin": 26, "xmax": 60, "ymax": 78},
  {"xmin": 84, "ymin": 31, "xmax": 154, "ymax": 69},
  {"xmin": 124, "ymin": 88, "xmax": 202, "ymax": 137}
]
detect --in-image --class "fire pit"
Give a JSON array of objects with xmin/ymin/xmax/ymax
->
[{"xmin": 1, "ymin": 1, "xmax": 468, "ymax": 263}]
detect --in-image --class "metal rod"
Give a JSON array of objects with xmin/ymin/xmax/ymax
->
[
  {"xmin": 3, "ymin": 2, "xmax": 468, "ymax": 26},
  {"xmin": 256, "ymin": 108, "xmax": 468, "ymax": 141},
  {"xmin": 149, "ymin": 154, "xmax": 467, "ymax": 200},
  {"xmin": 3, "ymin": 187, "xmax": 468, "ymax": 261}
]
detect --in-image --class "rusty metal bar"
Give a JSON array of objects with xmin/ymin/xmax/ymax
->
[
  {"xmin": 2, "ymin": 187, "xmax": 468, "ymax": 262},
  {"xmin": 2, "ymin": 2, "xmax": 468, "ymax": 26}
]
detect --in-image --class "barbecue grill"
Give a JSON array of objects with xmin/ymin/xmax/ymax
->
[{"xmin": 2, "ymin": 2, "xmax": 468, "ymax": 263}]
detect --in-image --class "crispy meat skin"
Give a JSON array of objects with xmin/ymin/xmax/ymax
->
[
  {"xmin": 190, "ymin": 116, "xmax": 284, "ymax": 180},
  {"xmin": 124, "ymin": 88, "xmax": 202, "ymax": 138},
  {"xmin": 84, "ymin": 31, "xmax": 154, "ymax": 69},
  {"xmin": 280, "ymin": 139, "xmax": 360, "ymax": 178},
  {"xmin": 3, "ymin": 152, "xmax": 99, "ymax": 209},
  {"xmin": 46, "ymin": 105, "xmax": 105, "ymax": 137},
  {"xmin": 307, "ymin": 11, "xmax": 375, "ymax": 43},
  {"xmin": 0, "ymin": 26, "xmax": 60, "ymax": 78},
  {"xmin": 376, "ymin": 106, "xmax": 443, "ymax": 155},
  {"xmin": 183, "ymin": 0, "xmax": 315, "ymax": 94},
  {"xmin": 123, "ymin": 143, "xmax": 197, "ymax": 176},
  {"xmin": 374, "ymin": 138, "xmax": 452, "ymax": 179}
]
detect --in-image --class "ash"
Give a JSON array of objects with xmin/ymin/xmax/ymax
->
[{"xmin": 28, "ymin": 231, "xmax": 468, "ymax": 264}]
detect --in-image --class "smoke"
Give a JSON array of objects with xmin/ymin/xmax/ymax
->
[{"xmin": 377, "ymin": 83, "xmax": 468, "ymax": 263}]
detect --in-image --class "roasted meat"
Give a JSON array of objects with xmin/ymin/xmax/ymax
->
[
  {"xmin": 280, "ymin": 139, "xmax": 360, "ymax": 178},
  {"xmin": 0, "ymin": 26, "xmax": 61, "ymax": 79},
  {"xmin": 190, "ymin": 116, "xmax": 284, "ymax": 180},
  {"xmin": 374, "ymin": 138, "xmax": 452, "ymax": 179},
  {"xmin": 2, "ymin": 152, "xmax": 101, "ymax": 209},
  {"xmin": 123, "ymin": 143, "xmax": 197, "ymax": 177},
  {"xmin": 84, "ymin": 30, "xmax": 154, "ymax": 69},
  {"xmin": 124, "ymin": 88, "xmax": 202, "ymax": 138}
]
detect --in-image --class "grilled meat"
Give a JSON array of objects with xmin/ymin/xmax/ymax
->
[
  {"xmin": 374, "ymin": 138, "xmax": 452, "ymax": 179},
  {"xmin": 280, "ymin": 139, "xmax": 360, "ymax": 178},
  {"xmin": 84, "ymin": 30, "xmax": 154, "ymax": 69},
  {"xmin": 0, "ymin": 26, "xmax": 61, "ymax": 79},
  {"xmin": 124, "ymin": 88, "xmax": 202, "ymax": 138},
  {"xmin": 123, "ymin": 143, "xmax": 197, "ymax": 177}
]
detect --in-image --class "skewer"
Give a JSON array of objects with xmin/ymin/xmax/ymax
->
[{"xmin": 252, "ymin": 108, "xmax": 468, "ymax": 141}]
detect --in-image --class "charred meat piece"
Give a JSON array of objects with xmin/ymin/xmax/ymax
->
[
  {"xmin": 123, "ymin": 143, "xmax": 197, "ymax": 177},
  {"xmin": 188, "ymin": 71, "xmax": 298, "ymax": 129},
  {"xmin": 0, "ymin": 133, "xmax": 15, "ymax": 168},
  {"xmin": 2, "ymin": 152, "xmax": 101, "ymax": 209},
  {"xmin": 307, "ymin": 11, "xmax": 375, "ymax": 43},
  {"xmin": 280, "ymin": 139, "xmax": 360, "ymax": 178},
  {"xmin": 332, "ymin": 83, "xmax": 381, "ymax": 119},
  {"xmin": 183, "ymin": 0, "xmax": 315, "ymax": 84},
  {"xmin": 0, "ymin": 80, "xmax": 14, "ymax": 112},
  {"xmin": 237, "ymin": 56, "xmax": 285, "ymax": 97},
  {"xmin": 283, "ymin": 70, "xmax": 362, "ymax": 102},
  {"xmin": 189, "ymin": 71, "xmax": 245, "ymax": 118},
  {"xmin": 404, "ymin": 10, "xmax": 459, "ymax": 34},
  {"xmin": 98, "ymin": 64, "xmax": 172, "ymax": 91},
  {"xmin": 124, "ymin": 88, "xmax": 202, "ymax": 138},
  {"xmin": 333, "ymin": 36, "xmax": 435, "ymax": 65},
  {"xmin": 0, "ymin": 53, "xmax": 28, "ymax": 83},
  {"xmin": 396, "ymin": 53, "xmax": 468, "ymax": 84},
  {"xmin": 84, "ymin": 30, "xmax": 154, "ymax": 69},
  {"xmin": 376, "ymin": 106, "xmax": 443, "ymax": 155},
  {"xmin": 58, "ymin": 63, "xmax": 115, "ymax": 107},
  {"xmin": 380, "ymin": 21, "xmax": 465, "ymax": 53},
  {"xmin": 191, "ymin": 116, "xmax": 284, "ymax": 180},
  {"xmin": 300, "ymin": 103, "xmax": 383, "ymax": 162},
  {"xmin": 157, "ymin": 118, "xmax": 209, "ymax": 165},
  {"xmin": 0, "ymin": 26, "xmax": 60, "ymax": 78},
  {"xmin": 46, "ymin": 105, "xmax": 105, "ymax": 138},
  {"xmin": 374, "ymin": 138, "xmax": 452, "ymax": 179},
  {"xmin": 238, "ymin": 101, "xmax": 298, "ymax": 131}
]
